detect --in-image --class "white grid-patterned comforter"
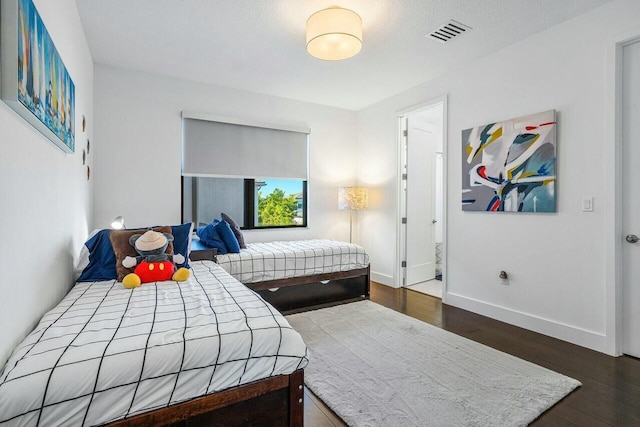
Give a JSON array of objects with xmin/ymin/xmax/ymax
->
[
  {"xmin": 0, "ymin": 261, "xmax": 308, "ymax": 427},
  {"xmin": 216, "ymin": 240, "xmax": 370, "ymax": 284}
]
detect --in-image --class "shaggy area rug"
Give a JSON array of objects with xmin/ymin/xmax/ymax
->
[{"xmin": 287, "ymin": 301, "xmax": 580, "ymax": 427}]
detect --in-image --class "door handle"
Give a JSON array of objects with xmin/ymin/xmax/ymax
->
[
  {"xmin": 432, "ymin": 219, "xmax": 437, "ymax": 224},
  {"xmin": 626, "ymin": 234, "xmax": 639, "ymax": 244}
]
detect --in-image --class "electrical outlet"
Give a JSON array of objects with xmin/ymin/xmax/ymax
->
[{"xmin": 499, "ymin": 270, "xmax": 509, "ymax": 285}]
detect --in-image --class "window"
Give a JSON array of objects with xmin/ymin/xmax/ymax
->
[
  {"xmin": 181, "ymin": 113, "xmax": 309, "ymax": 230},
  {"xmin": 182, "ymin": 177, "xmax": 307, "ymax": 229},
  {"xmin": 253, "ymin": 179, "xmax": 307, "ymax": 227}
]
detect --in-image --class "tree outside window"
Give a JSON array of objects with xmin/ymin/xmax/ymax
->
[{"xmin": 255, "ymin": 179, "xmax": 305, "ymax": 227}]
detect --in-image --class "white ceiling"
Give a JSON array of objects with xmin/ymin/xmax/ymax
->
[{"xmin": 75, "ymin": 0, "xmax": 610, "ymax": 111}]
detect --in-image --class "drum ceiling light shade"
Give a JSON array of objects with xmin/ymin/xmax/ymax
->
[{"xmin": 306, "ymin": 6, "xmax": 362, "ymax": 61}]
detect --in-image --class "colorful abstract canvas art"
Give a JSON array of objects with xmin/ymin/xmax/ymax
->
[
  {"xmin": 17, "ymin": 0, "xmax": 75, "ymax": 150},
  {"xmin": 461, "ymin": 110, "xmax": 556, "ymax": 212},
  {"xmin": 12, "ymin": 0, "xmax": 75, "ymax": 151}
]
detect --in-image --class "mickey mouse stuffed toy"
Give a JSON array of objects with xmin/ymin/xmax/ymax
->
[{"xmin": 121, "ymin": 230, "xmax": 190, "ymax": 289}]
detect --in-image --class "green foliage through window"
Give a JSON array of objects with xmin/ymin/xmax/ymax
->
[{"xmin": 257, "ymin": 188, "xmax": 298, "ymax": 226}]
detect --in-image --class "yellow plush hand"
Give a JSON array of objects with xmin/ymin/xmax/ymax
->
[
  {"xmin": 123, "ymin": 273, "xmax": 142, "ymax": 289},
  {"xmin": 172, "ymin": 267, "xmax": 190, "ymax": 282}
]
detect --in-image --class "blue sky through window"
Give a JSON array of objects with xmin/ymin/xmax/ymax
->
[{"xmin": 260, "ymin": 179, "xmax": 303, "ymax": 196}]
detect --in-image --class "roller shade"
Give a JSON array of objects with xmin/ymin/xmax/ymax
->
[{"xmin": 182, "ymin": 115, "xmax": 309, "ymax": 179}]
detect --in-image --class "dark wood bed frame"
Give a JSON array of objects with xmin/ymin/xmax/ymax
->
[
  {"xmin": 105, "ymin": 369, "xmax": 304, "ymax": 427},
  {"xmin": 249, "ymin": 265, "xmax": 371, "ymax": 314}
]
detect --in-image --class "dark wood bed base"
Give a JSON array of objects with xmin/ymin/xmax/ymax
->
[
  {"xmin": 248, "ymin": 265, "xmax": 371, "ymax": 314},
  {"xmin": 105, "ymin": 369, "xmax": 304, "ymax": 427},
  {"xmin": 247, "ymin": 266, "xmax": 370, "ymax": 291}
]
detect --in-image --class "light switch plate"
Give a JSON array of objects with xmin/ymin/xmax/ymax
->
[{"xmin": 582, "ymin": 197, "xmax": 594, "ymax": 212}]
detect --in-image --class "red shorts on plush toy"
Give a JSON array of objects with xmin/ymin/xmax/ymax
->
[{"xmin": 134, "ymin": 261, "xmax": 175, "ymax": 283}]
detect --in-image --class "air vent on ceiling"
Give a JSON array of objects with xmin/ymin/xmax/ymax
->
[{"xmin": 427, "ymin": 20, "xmax": 472, "ymax": 44}]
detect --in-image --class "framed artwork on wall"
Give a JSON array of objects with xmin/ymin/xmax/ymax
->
[
  {"xmin": 461, "ymin": 109, "xmax": 556, "ymax": 212},
  {"xmin": 1, "ymin": 0, "xmax": 75, "ymax": 153}
]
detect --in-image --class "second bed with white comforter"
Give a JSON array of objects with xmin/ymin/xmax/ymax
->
[{"xmin": 215, "ymin": 239, "xmax": 370, "ymax": 284}]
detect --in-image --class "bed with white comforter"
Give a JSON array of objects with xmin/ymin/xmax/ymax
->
[
  {"xmin": 216, "ymin": 239, "xmax": 369, "ymax": 284},
  {"xmin": 0, "ymin": 261, "xmax": 308, "ymax": 427}
]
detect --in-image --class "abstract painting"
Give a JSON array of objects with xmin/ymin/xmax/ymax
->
[
  {"xmin": 462, "ymin": 110, "xmax": 556, "ymax": 212},
  {"xmin": 1, "ymin": 0, "xmax": 75, "ymax": 152}
]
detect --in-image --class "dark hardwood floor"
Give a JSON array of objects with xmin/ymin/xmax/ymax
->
[{"xmin": 304, "ymin": 281, "xmax": 640, "ymax": 427}]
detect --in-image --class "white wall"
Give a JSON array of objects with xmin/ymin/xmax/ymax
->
[
  {"xmin": 93, "ymin": 65, "xmax": 358, "ymax": 242},
  {"xmin": 0, "ymin": 0, "xmax": 93, "ymax": 365},
  {"xmin": 356, "ymin": 0, "xmax": 640, "ymax": 354}
]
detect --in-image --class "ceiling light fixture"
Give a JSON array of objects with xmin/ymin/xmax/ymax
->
[{"xmin": 306, "ymin": 6, "xmax": 362, "ymax": 61}]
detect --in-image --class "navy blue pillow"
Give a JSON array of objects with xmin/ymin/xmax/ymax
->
[
  {"xmin": 171, "ymin": 222, "xmax": 193, "ymax": 268},
  {"xmin": 77, "ymin": 230, "xmax": 118, "ymax": 282},
  {"xmin": 217, "ymin": 219, "xmax": 241, "ymax": 253},
  {"xmin": 197, "ymin": 220, "xmax": 228, "ymax": 254}
]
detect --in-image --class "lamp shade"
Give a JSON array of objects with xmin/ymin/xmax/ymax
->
[
  {"xmin": 306, "ymin": 7, "xmax": 362, "ymax": 61},
  {"xmin": 338, "ymin": 187, "xmax": 369, "ymax": 210},
  {"xmin": 111, "ymin": 216, "xmax": 125, "ymax": 230}
]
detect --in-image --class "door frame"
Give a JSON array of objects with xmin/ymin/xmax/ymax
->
[
  {"xmin": 607, "ymin": 30, "xmax": 640, "ymax": 356},
  {"xmin": 396, "ymin": 95, "xmax": 448, "ymax": 300}
]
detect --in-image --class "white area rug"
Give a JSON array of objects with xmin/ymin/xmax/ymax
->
[{"xmin": 287, "ymin": 301, "xmax": 580, "ymax": 427}]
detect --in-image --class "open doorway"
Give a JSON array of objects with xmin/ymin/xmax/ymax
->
[
  {"xmin": 620, "ymin": 38, "xmax": 640, "ymax": 358},
  {"xmin": 397, "ymin": 97, "xmax": 447, "ymax": 299}
]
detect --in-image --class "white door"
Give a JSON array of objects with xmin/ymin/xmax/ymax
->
[
  {"xmin": 622, "ymin": 40, "xmax": 640, "ymax": 358},
  {"xmin": 405, "ymin": 114, "xmax": 437, "ymax": 286}
]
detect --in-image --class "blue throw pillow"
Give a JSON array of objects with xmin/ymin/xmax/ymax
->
[
  {"xmin": 217, "ymin": 219, "xmax": 241, "ymax": 253},
  {"xmin": 77, "ymin": 230, "xmax": 118, "ymax": 282},
  {"xmin": 196, "ymin": 219, "xmax": 241, "ymax": 254},
  {"xmin": 197, "ymin": 220, "xmax": 228, "ymax": 254},
  {"xmin": 221, "ymin": 212, "xmax": 246, "ymax": 249},
  {"xmin": 171, "ymin": 222, "xmax": 194, "ymax": 268}
]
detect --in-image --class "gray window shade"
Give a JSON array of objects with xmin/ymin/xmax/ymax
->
[{"xmin": 182, "ymin": 116, "xmax": 309, "ymax": 179}]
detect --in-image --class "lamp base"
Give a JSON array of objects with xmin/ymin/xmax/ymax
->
[{"xmin": 349, "ymin": 209, "xmax": 353, "ymax": 243}]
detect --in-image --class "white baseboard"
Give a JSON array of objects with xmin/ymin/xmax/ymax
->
[
  {"xmin": 371, "ymin": 271, "xmax": 396, "ymax": 287},
  {"xmin": 445, "ymin": 292, "xmax": 612, "ymax": 355}
]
